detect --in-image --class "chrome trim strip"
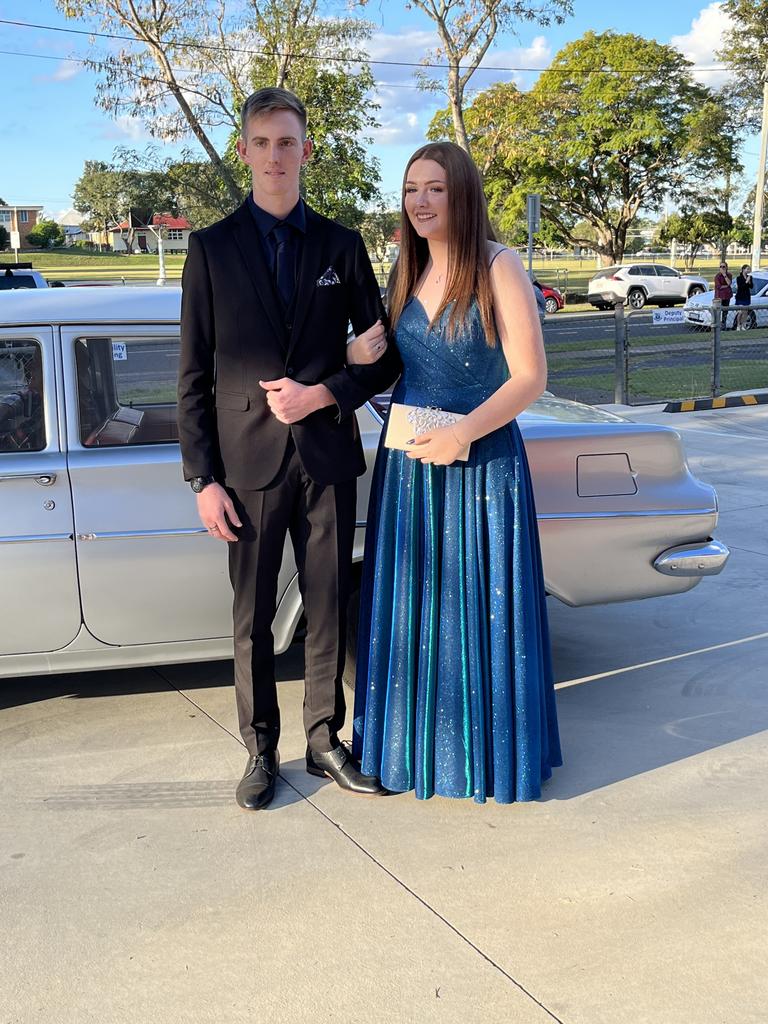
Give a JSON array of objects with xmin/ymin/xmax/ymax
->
[
  {"xmin": 0, "ymin": 533, "xmax": 73, "ymax": 544},
  {"xmin": 537, "ymin": 508, "xmax": 716, "ymax": 521},
  {"xmin": 76, "ymin": 527, "xmax": 208, "ymax": 541}
]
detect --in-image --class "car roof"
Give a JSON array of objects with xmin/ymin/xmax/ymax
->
[{"xmin": 0, "ymin": 285, "xmax": 182, "ymax": 325}]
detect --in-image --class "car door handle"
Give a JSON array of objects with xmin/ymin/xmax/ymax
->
[{"xmin": 0, "ymin": 472, "xmax": 57, "ymax": 486}]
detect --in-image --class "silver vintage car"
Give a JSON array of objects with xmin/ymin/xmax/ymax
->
[{"xmin": 0, "ymin": 287, "xmax": 728, "ymax": 681}]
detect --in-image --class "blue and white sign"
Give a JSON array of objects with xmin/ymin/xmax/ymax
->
[
  {"xmin": 111, "ymin": 341, "xmax": 128, "ymax": 361},
  {"xmin": 652, "ymin": 309, "xmax": 686, "ymax": 325}
]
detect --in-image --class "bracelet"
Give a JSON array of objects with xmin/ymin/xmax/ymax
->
[{"xmin": 450, "ymin": 427, "xmax": 466, "ymax": 448}]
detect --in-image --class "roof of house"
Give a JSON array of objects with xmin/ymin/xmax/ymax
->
[
  {"xmin": 111, "ymin": 214, "xmax": 192, "ymax": 231},
  {"xmin": 0, "ymin": 204, "xmax": 45, "ymax": 212}
]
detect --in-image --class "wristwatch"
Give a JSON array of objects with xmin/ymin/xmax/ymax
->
[{"xmin": 190, "ymin": 475, "xmax": 216, "ymax": 493}]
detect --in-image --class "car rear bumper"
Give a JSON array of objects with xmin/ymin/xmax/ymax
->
[
  {"xmin": 653, "ymin": 538, "xmax": 730, "ymax": 577},
  {"xmin": 588, "ymin": 291, "xmax": 623, "ymax": 306}
]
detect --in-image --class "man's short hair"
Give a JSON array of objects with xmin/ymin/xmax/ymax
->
[{"xmin": 240, "ymin": 88, "xmax": 307, "ymax": 138}]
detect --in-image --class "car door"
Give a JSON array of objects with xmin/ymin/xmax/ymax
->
[
  {"xmin": 654, "ymin": 264, "xmax": 682, "ymax": 300},
  {"xmin": 61, "ymin": 323, "xmax": 295, "ymax": 647},
  {"xmin": 0, "ymin": 329, "xmax": 81, "ymax": 655}
]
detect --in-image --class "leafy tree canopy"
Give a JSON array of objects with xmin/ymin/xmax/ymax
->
[
  {"xmin": 716, "ymin": 0, "xmax": 768, "ymax": 130},
  {"xmin": 431, "ymin": 31, "xmax": 743, "ymax": 264},
  {"xmin": 27, "ymin": 220, "xmax": 66, "ymax": 249}
]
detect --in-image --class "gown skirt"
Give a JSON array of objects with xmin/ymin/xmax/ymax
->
[{"xmin": 352, "ymin": 298, "xmax": 562, "ymax": 804}]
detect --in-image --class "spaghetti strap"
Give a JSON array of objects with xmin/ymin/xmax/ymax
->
[{"xmin": 488, "ymin": 245, "xmax": 508, "ymax": 269}]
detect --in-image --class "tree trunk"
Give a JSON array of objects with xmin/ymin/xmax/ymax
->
[{"xmin": 448, "ymin": 67, "xmax": 472, "ymax": 156}]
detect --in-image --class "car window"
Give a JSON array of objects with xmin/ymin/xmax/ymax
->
[
  {"xmin": 591, "ymin": 267, "xmax": 620, "ymax": 280},
  {"xmin": 751, "ymin": 276, "xmax": 768, "ymax": 294},
  {"xmin": 0, "ymin": 274, "xmax": 38, "ymax": 290},
  {"xmin": 75, "ymin": 335, "xmax": 180, "ymax": 447},
  {"xmin": 628, "ymin": 265, "xmax": 655, "ymax": 276},
  {"xmin": 0, "ymin": 339, "xmax": 45, "ymax": 452},
  {"xmin": 654, "ymin": 265, "xmax": 678, "ymax": 277}
]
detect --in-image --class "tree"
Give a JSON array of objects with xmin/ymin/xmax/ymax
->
[
  {"xmin": 0, "ymin": 225, "xmax": 8, "ymax": 250},
  {"xmin": 73, "ymin": 159, "xmax": 179, "ymax": 247},
  {"xmin": 360, "ymin": 203, "xmax": 399, "ymax": 263},
  {"xmin": 27, "ymin": 220, "xmax": 66, "ymax": 249},
  {"xmin": 57, "ymin": 0, "xmax": 244, "ymax": 204},
  {"xmin": 716, "ymin": 0, "xmax": 768, "ymax": 130},
  {"xmin": 436, "ymin": 32, "xmax": 743, "ymax": 264},
  {"xmin": 657, "ymin": 210, "xmax": 734, "ymax": 268},
  {"xmin": 412, "ymin": 0, "xmax": 572, "ymax": 154},
  {"xmin": 57, "ymin": 0, "xmax": 383, "ymax": 220}
]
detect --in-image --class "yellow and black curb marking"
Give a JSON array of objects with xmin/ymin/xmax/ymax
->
[{"xmin": 664, "ymin": 393, "xmax": 768, "ymax": 413}]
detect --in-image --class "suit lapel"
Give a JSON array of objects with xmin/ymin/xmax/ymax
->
[
  {"xmin": 231, "ymin": 202, "xmax": 285, "ymax": 343},
  {"xmin": 287, "ymin": 206, "xmax": 328, "ymax": 356}
]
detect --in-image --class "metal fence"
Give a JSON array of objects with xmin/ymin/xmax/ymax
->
[{"xmin": 544, "ymin": 302, "xmax": 768, "ymax": 407}]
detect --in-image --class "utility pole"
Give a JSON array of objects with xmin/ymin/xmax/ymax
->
[{"xmin": 751, "ymin": 58, "xmax": 768, "ymax": 270}]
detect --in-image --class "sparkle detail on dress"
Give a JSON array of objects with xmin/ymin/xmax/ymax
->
[{"xmin": 352, "ymin": 297, "xmax": 562, "ymax": 804}]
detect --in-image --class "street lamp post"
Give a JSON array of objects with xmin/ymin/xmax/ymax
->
[{"xmin": 751, "ymin": 58, "xmax": 768, "ymax": 271}]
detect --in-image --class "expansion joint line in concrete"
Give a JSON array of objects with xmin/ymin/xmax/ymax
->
[
  {"xmin": 289, "ymin": 790, "xmax": 568, "ymax": 1024},
  {"xmin": 153, "ymin": 668, "xmax": 566, "ymax": 1023}
]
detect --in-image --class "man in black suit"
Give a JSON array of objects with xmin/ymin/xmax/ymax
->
[{"xmin": 177, "ymin": 87, "xmax": 401, "ymax": 810}]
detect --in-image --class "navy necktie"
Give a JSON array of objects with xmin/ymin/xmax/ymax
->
[{"xmin": 272, "ymin": 223, "xmax": 295, "ymax": 310}]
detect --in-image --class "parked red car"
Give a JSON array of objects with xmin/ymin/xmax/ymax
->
[{"xmin": 537, "ymin": 283, "xmax": 565, "ymax": 314}]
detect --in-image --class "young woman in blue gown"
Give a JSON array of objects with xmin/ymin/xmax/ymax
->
[{"xmin": 348, "ymin": 142, "xmax": 562, "ymax": 804}]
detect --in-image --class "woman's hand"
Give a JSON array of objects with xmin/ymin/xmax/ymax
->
[
  {"xmin": 405, "ymin": 425, "xmax": 466, "ymax": 466},
  {"xmin": 347, "ymin": 319, "xmax": 387, "ymax": 365}
]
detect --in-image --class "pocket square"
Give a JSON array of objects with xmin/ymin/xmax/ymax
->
[{"xmin": 317, "ymin": 266, "xmax": 341, "ymax": 287}]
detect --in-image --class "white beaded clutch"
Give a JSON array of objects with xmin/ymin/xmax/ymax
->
[{"xmin": 384, "ymin": 403, "xmax": 471, "ymax": 462}]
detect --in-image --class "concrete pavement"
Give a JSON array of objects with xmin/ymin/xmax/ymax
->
[{"xmin": 2, "ymin": 405, "xmax": 767, "ymax": 1024}]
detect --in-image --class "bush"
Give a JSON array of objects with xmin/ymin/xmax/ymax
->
[
  {"xmin": 27, "ymin": 220, "xmax": 66, "ymax": 249},
  {"xmin": 0, "ymin": 225, "xmax": 8, "ymax": 250}
]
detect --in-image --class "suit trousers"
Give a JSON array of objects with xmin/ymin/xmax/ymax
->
[{"xmin": 227, "ymin": 439, "xmax": 356, "ymax": 756}]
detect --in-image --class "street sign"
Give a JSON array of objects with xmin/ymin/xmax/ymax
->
[
  {"xmin": 527, "ymin": 194, "xmax": 541, "ymax": 232},
  {"xmin": 10, "ymin": 231, "xmax": 20, "ymax": 250},
  {"xmin": 652, "ymin": 308, "xmax": 686, "ymax": 325}
]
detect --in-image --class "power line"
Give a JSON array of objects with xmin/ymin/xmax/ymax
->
[{"xmin": 0, "ymin": 16, "xmax": 737, "ymax": 75}]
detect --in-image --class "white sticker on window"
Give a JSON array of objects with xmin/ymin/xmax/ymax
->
[{"xmin": 112, "ymin": 341, "xmax": 128, "ymax": 361}]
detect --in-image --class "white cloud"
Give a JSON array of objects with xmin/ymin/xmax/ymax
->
[
  {"xmin": 365, "ymin": 28, "xmax": 553, "ymax": 147},
  {"xmin": 50, "ymin": 61, "xmax": 81, "ymax": 83},
  {"xmin": 100, "ymin": 116, "xmax": 150, "ymax": 141},
  {"xmin": 670, "ymin": 2, "xmax": 733, "ymax": 85}
]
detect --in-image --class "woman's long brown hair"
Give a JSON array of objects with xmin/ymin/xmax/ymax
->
[{"xmin": 387, "ymin": 141, "xmax": 498, "ymax": 346}]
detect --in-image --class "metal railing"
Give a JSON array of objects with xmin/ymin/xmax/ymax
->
[{"xmin": 544, "ymin": 302, "xmax": 768, "ymax": 407}]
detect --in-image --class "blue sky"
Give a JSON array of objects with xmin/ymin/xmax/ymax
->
[{"xmin": 0, "ymin": 0, "xmax": 756, "ymax": 216}]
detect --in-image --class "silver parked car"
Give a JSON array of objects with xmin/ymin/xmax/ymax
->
[
  {"xmin": 588, "ymin": 263, "xmax": 708, "ymax": 311},
  {"xmin": 0, "ymin": 287, "xmax": 728, "ymax": 681}
]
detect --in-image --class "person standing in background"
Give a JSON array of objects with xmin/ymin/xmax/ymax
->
[{"xmin": 714, "ymin": 261, "xmax": 733, "ymax": 328}]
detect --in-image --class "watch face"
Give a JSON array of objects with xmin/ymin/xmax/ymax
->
[{"xmin": 191, "ymin": 477, "xmax": 211, "ymax": 492}]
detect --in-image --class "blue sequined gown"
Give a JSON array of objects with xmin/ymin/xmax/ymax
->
[{"xmin": 352, "ymin": 296, "xmax": 562, "ymax": 804}]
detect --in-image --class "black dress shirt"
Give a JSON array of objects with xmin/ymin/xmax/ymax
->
[{"xmin": 247, "ymin": 193, "xmax": 305, "ymax": 306}]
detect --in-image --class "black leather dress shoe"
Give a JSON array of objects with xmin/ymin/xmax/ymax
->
[
  {"xmin": 236, "ymin": 751, "xmax": 280, "ymax": 810},
  {"xmin": 306, "ymin": 744, "xmax": 386, "ymax": 796}
]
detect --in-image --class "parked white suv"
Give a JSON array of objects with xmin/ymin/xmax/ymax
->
[{"xmin": 588, "ymin": 263, "xmax": 708, "ymax": 311}]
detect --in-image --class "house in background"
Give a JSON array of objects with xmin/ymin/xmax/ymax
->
[
  {"xmin": 0, "ymin": 205, "xmax": 45, "ymax": 249},
  {"xmin": 110, "ymin": 214, "xmax": 193, "ymax": 254},
  {"xmin": 57, "ymin": 209, "xmax": 87, "ymax": 247}
]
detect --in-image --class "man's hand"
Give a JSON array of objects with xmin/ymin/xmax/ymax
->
[
  {"xmin": 197, "ymin": 482, "xmax": 242, "ymax": 542},
  {"xmin": 259, "ymin": 378, "xmax": 334, "ymax": 424},
  {"xmin": 346, "ymin": 319, "xmax": 387, "ymax": 365}
]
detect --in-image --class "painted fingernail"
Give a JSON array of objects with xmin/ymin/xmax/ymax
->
[{"xmin": 406, "ymin": 438, "xmax": 415, "ymax": 445}]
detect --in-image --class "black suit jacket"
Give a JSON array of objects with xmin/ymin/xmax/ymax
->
[{"xmin": 178, "ymin": 201, "xmax": 401, "ymax": 489}]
